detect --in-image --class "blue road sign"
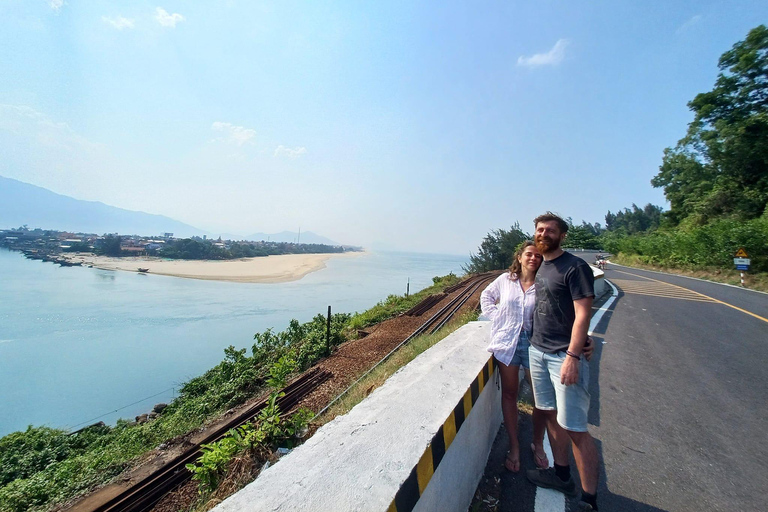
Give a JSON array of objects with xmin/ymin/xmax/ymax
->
[{"xmin": 736, "ymin": 264, "xmax": 750, "ymax": 271}]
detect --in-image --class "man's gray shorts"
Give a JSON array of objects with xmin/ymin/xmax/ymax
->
[{"xmin": 529, "ymin": 344, "xmax": 590, "ymax": 432}]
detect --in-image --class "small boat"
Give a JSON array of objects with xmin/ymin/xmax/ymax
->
[{"xmin": 137, "ymin": 268, "xmax": 150, "ymax": 273}]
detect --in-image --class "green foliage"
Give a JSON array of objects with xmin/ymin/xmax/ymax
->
[
  {"xmin": 185, "ymin": 392, "xmax": 314, "ymax": 493},
  {"xmin": 604, "ymin": 204, "xmax": 663, "ymax": 234},
  {"xmin": 463, "ymin": 224, "xmax": 530, "ymax": 273},
  {"xmin": 652, "ymin": 25, "xmax": 768, "ymax": 225},
  {"xmin": 159, "ymin": 239, "xmax": 346, "ymax": 260},
  {"xmin": 96, "ymin": 235, "xmax": 122, "ymax": 257},
  {"xmin": 602, "ymin": 216, "xmax": 768, "ymax": 272},
  {"xmin": 346, "ymin": 273, "xmax": 461, "ymax": 332},
  {"xmin": 563, "ymin": 221, "xmax": 604, "ymax": 250}
]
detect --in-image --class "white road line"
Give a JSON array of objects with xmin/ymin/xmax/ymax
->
[
  {"xmin": 589, "ymin": 279, "xmax": 618, "ymax": 337},
  {"xmin": 534, "ymin": 280, "xmax": 619, "ymax": 511}
]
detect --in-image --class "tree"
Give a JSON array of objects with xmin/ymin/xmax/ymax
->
[
  {"xmin": 564, "ymin": 221, "xmax": 603, "ymax": 249},
  {"xmin": 604, "ymin": 203, "xmax": 663, "ymax": 234},
  {"xmin": 652, "ymin": 25, "xmax": 768, "ymax": 224},
  {"xmin": 98, "ymin": 235, "xmax": 122, "ymax": 256},
  {"xmin": 463, "ymin": 224, "xmax": 530, "ymax": 273}
]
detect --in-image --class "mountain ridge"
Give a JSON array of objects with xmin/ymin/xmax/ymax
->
[{"xmin": 0, "ymin": 176, "xmax": 340, "ymax": 245}]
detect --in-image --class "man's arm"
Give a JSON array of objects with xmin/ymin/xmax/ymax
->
[{"xmin": 560, "ymin": 296, "xmax": 594, "ymax": 385}]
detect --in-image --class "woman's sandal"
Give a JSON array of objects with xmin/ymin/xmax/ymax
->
[
  {"xmin": 505, "ymin": 451, "xmax": 520, "ymax": 472},
  {"xmin": 531, "ymin": 443, "xmax": 549, "ymax": 469}
]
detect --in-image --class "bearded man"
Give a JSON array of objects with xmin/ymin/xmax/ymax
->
[{"xmin": 526, "ymin": 212, "xmax": 600, "ymax": 512}]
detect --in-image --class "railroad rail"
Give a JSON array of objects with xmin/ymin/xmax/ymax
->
[
  {"xmin": 81, "ymin": 272, "xmax": 499, "ymax": 512},
  {"xmin": 91, "ymin": 368, "xmax": 332, "ymax": 512},
  {"xmin": 314, "ymin": 271, "xmax": 499, "ymax": 419}
]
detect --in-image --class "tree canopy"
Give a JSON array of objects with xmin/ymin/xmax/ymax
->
[
  {"xmin": 463, "ymin": 224, "xmax": 530, "ymax": 273},
  {"xmin": 652, "ymin": 25, "xmax": 768, "ymax": 225},
  {"xmin": 604, "ymin": 203, "xmax": 663, "ymax": 234}
]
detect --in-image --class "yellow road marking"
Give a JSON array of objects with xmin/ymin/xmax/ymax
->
[
  {"xmin": 611, "ymin": 269, "xmax": 768, "ymax": 325},
  {"xmin": 609, "ymin": 279, "xmax": 718, "ymax": 302}
]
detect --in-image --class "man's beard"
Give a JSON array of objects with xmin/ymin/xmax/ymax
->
[{"xmin": 535, "ymin": 235, "xmax": 560, "ymax": 254}]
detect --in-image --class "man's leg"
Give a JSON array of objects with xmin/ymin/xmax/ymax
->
[
  {"xmin": 568, "ymin": 430, "xmax": 599, "ymax": 494},
  {"xmin": 526, "ymin": 347, "xmax": 578, "ymax": 496}
]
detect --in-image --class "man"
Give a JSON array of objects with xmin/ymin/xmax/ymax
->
[{"xmin": 527, "ymin": 212, "xmax": 600, "ymax": 512}]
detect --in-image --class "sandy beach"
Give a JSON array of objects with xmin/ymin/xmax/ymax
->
[{"xmin": 65, "ymin": 251, "xmax": 364, "ymax": 283}]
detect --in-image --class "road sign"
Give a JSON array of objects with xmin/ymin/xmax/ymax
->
[
  {"xmin": 735, "ymin": 247, "xmax": 749, "ymax": 258},
  {"xmin": 734, "ymin": 258, "xmax": 751, "ymax": 266},
  {"xmin": 736, "ymin": 265, "xmax": 750, "ymax": 271}
]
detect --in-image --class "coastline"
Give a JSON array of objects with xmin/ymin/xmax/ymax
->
[{"xmin": 64, "ymin": 251, "xmax": 365, "ymax": 283}]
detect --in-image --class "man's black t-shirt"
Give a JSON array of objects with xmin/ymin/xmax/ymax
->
[{"xmin": 531, "ymin": 251, "xmax": 595, "ymax": 353}]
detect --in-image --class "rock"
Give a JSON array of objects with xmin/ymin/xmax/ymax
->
[
  {"xmin": 148, "ymin": 411, "xmax": 158, "ymax": 420},
  {"xmin": 136, "ymin": 413, "xmax": 149, "ymax": 424},
  {"xmin": 153, "ymin": 403, "xmax": 168, "ymax": 414}
]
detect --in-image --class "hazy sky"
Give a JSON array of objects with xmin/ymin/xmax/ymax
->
[{"xmin": 1, "ymin": 1, "xmax": 766, "ymax": 253}]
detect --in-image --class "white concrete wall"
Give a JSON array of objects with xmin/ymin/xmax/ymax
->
[
  {"xmin": 592, "ymin": 266, "xmax": 607, "ymax": 296},
  {"xmin": 211, "ymin": 321, "xmax": 501, "ymax": 512}
]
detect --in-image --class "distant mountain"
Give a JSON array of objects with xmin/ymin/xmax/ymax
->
[
  {"xmin": 243, "ymin": 231, "xmax": 339, "ymax": 245},
  {"xmin": 0, "ymin": 176, "xmax": 204, "ymax": 237}
]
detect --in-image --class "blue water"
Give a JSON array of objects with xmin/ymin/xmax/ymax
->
[{"xmin": 0, "ymin": 248, "xmax": 467, "ymax": 436}]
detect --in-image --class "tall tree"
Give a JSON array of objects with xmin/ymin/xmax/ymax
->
[
  {"xmin": 463, "ymin": 224, "xmax": 530, "ymax": 273},
  {"xmin": 652, "ymin": 25, "xmax": 768, "ymax": 224}
]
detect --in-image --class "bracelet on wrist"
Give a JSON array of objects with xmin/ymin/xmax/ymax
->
[{"xmin": 566, "ymin": 350, "xmax": 581, "ymax": 360}]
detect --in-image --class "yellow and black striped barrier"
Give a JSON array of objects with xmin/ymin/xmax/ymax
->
[{"xmin": 387, "ymin": 356, "xmax": 498, "ymax": 512}]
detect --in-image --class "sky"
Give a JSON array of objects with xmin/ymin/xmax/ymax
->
[{"xmin": 1, "ymin": 1, "xmax": 767, "ymax": 254}]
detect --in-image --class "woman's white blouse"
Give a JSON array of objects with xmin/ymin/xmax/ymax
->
[{"xmin": 479, "ymin": 272, "xmax": 536, "ymax": 366}]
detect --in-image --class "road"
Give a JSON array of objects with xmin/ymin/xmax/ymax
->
[{"xmin": 476, "ymin": 255, "xmax": 768, "ymax": 512}]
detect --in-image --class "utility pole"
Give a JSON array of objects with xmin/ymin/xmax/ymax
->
[{"xmin": 326, "ymin": 305, "xmax": 332, "ymax": 355}]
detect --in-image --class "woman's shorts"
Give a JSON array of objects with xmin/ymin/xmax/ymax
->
[{"xmin": 509, "ymin": 331, "xmax": 531, "ymax": 369}]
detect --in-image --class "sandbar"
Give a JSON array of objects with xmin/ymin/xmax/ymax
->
[{"xmin": 64, "ymin": 251, "xmax": 364, "ymax": 283}]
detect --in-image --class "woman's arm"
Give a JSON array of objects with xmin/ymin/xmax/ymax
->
[{"xmin": 480, "ymin": 276, "xmax": 501, "ymax": 318}]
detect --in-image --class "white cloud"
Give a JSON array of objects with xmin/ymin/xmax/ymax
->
[
  {"xmin": 517, "ymin": 39, "xmax": 570, "ymax": 68},
  {"xmin": 0, "ymin": 104, "xmax": 98, "ymax": 153},
  {"xmin": 211, "ymin": 122, "xmax": 256, "ymax": 146},
  {"xmin": 102, "ymin": 16, "xmax": 135, "ymax": 30},
  {"xmin": 677, "ymin": 15, "xmax": 702, "ymax": 34},
  {"xmin": 154, "ymin": 7, "xmax": 185, "ymax": 28},
  {"xmin": 274, "ymin": 145, "xmax": 307, "ymax": 159},
  {"xmin": 48, "ymin": 0, "xmax": 64, "ymax": 12}
]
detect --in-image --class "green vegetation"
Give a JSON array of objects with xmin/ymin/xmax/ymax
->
[
  {"xmin": 652, "ymin": 25, "xmax": 768, "ymax": 225},
  {"xmin": 603, "ymin": 26, "xmax": 768, "ymax": 280},
  {"xmin": 346, "ymin": 273, "xmax": 461, "ymax": 332},
  {"xmin": 465, "ymin": 27, "xmax": 768, "ymax": 286},
  {"xmin": 462, "ymin": 225, "xmax": 530, "ymax": 273},
  {"xmin": 186, "ymin": 355, "xmax": 313, "ymax": 494},
  {"xmin": 319, "ymin": 309, "xmax": 479, "ymax": 424},
  {"xmin": 156, "ymin": 238, "xmax": 346, "ymax": 260},
  {"xmin": 0, "ymin": 273, "xmax": 464, "ymax": 512}
]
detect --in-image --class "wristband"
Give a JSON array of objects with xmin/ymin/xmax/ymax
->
[{"xmin": 566, "ymin": 350, "xmax": 581, "ymax": 360}]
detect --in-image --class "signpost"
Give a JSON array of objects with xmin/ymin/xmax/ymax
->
[{"xmin": 733, "ymin": 248, "xmax": 750, "ymax": 287}]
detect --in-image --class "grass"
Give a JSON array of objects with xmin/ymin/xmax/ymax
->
[
  {"xmin": 611, "ymin": 253, "xmax": 768, "ymax": 293},
  {"xmin": 317, "ymin": 309, "xmax": 479, "ymax": 424}
]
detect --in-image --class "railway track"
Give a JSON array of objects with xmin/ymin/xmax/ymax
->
[{"xmin": 78, "ymin": 272, "xmax": 499, "ymax": 512}]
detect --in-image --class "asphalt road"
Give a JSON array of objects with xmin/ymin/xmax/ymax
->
[{"xmin": 476, "ymin": 255, "xmax": 768, "ymax": 512}]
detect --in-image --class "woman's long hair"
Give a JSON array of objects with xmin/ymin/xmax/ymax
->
[{"xmin": 507, "ymin": 240, "xmax": 536, "ymax": 281}]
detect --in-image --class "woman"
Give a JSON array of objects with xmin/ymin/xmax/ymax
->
[{"xmin": 480, "ymin": 241, "xmax": 549, "ymax": 473}]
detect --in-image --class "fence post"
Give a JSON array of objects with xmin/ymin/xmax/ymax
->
[{"xmin": 326, "ymin": 305, "xmax": 332, "ymax": 355}]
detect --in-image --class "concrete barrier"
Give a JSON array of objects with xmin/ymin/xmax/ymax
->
[{"xmin": 211, "ymin": 321, "xmax": 501, "ymax": 512}]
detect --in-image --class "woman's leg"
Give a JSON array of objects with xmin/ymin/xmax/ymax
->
[
  {"xmin": 525, "ymin": 369, "xmax": 550, "ymax": 468},
  {"xmin": 498, "ymin": 361, "xmax": 522, "ymax": 472}
]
